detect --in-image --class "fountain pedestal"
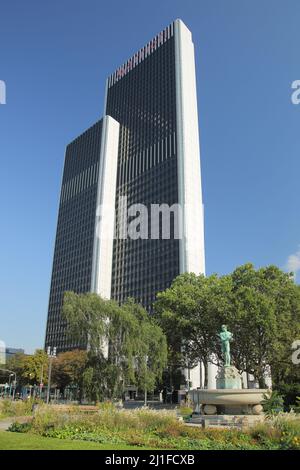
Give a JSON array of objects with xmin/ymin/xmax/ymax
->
[{"xmin": 216, "ymin": 365, "xmax": 242, "ymax": 390}]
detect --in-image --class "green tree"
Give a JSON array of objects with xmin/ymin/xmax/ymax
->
[
  {"xmin": 123, "ymin": 301, "xmax": 168, "ymax": 394},
  {"xmin": 62, "ymin": 292, "xmax": 167, "ymax": 401},
  {"xmin": 155, "ymin": 264, "xmax": 300, "ymax": 389},
  {"xmin": 51, "ymin": 349, "xmax": 88, "ymax": 396},
  {"xmin": 224, "ymin": 264, "xmax": 300, "ymax": 387},
  {"xmin": 155, "ymin": 273, "xmax": 230, "ymax": 388},
  {"xmin": 6, "ymin": 350, "xmax": 48, "ymax": 387}
]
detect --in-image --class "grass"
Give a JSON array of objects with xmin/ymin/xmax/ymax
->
[
  {"xmin": 0, "ymin": 398, "xmax": 34, "ymax": 418},
  {"xmin": 2, "ymin": 402, "xmax": 299, "ymax": 450},
  {"xmin": 0, "ymin": 431, "xmax": 144, "ymax": 450},
  {"xmin": 3, "ymin": 405, "xmax": 265, "ymax": 450}
]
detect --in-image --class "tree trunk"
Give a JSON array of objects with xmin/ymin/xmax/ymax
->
[
  {"xmin": 203, "ymin": 362, "xmax": 208, "ymax": 389},
  {"xmin": 258, "ymin": 376, "xmax": 266, "ymax": 388},
  {"xmin": 256, "ymin": 367, "xmax": 266, "ymax": 388}
]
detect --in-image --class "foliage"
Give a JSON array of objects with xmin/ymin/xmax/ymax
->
[
  {"xmin": 62, "ymin": 293, "xmax": 167, "ymax": 401},
  {"xmin": 8, "ymin": 404, "xmax": 300, "ymax": 450},
  {"xmin": 5, "ymin": 349, "xmax": 49, "ymax": 387},
  {"xmin": 227, "ymin": 265, "xmax": 300, "ymax": 388},
  {"xmin": 262, "ymin": 391, "xmax": 284, "ymax": 417},
  {"xmin": 178, "ymin": 405, "xmax": 193, "ymax": 419},
  {"xmin": 155, "ymin": 264, "xmax": 300, "ymax": 388},
  {"xmin": 3, "ymin": 349, "xmax": 89, "ymax": 399},
  {"xmin": 293, "ymin": 397, "xmax": 300, "ymax": 413},
  {"xmin": 273, "ymin": 382, "xmax": 300, "ymax": 410},
  {"xmin": 51, "ymin": 349, "xmax": 87, "ymax": 394},
  {"xmin": 250, "ymin": 413, "xmax": 300, "ymax": 450},
  {"xmin": 155, "ymin": 273, "xmax": 228, "ymax": 387},
  {"xmin": 0, "ymin": 398, "xmax": 36, "ymax": 417},
  {"xmin": 8, "ymin": 421, "xmax": 32, "ymax": 433}
]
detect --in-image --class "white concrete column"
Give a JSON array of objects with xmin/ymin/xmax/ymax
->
[{"xmin": 207, "ymin": 362, "xmax": 218, "ymax": 389}]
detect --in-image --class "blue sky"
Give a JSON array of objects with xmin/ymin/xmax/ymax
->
[{"xmin": 0, "ymin": 0, "xmax": 299, "ymax": 353}]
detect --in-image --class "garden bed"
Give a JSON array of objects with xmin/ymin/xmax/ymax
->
[{"xmin": 5, "ymin": 403, "xmax": 300, "ymax": 450}]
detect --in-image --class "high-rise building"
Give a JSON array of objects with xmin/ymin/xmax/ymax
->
[
  {"xmin": 45, "ymin": 19, "xmax": 205, "ymax": 387},
  {"xmin": 45, "ymin": 117, "xmax": 119, "ymax": 351},
  {"xmin": 105, "ymin": 19, "xmax": 205, "ymax": 312}
]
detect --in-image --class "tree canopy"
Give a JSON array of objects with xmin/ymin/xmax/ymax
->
[
  {"xmin": 52, "ymin": 349, "xmax": 87, "ymax": 393},
  {"xmin": 5, "ymin": 349, "xmax": 48, "ymax": 387},
  {"xmin": 155, "ymin": 264, "xmax": 300, "ymax": 388},
  {"xmin": 62, "ymin": 292, "xmax": 167, "ymax": 400}
]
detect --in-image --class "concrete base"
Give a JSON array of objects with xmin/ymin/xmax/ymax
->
[
  {"xmin": 216, "ymin": 365, "xmax": 242, "ymax": 389},
  {"xmin": 188, "ymin": 388, "xmax": 268, "ymax": 416},
  {"xmin": 189, "ymin": 414, "xmax": 265, "ymax": 429}
]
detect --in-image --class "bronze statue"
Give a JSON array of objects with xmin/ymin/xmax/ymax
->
[{"xmin": 219, "ymin": 325, "xmax": 233, "ymax": 367}]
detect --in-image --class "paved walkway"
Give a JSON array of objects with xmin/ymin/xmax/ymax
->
[
  {"xmin": 123, "ymin": 400, "xmax": 177, "ymax": 410},
  {"xmin": 0, "ymin": 416, "xmax": 31, "ymax": 432},
  {"xmin": 0, "ymin": 419, "xmax": 14, "ymax": 431}
]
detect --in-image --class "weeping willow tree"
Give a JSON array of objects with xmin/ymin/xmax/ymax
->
[{"xmin": 62, "ymin": 292, "xmax": 167, "ymax": 401}]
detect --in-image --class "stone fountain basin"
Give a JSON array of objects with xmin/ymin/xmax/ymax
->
[{"xmin": 189, "ymin": 389, "xmax": 268, "ymax": 406}]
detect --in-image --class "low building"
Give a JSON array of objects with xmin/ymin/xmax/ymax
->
[{"xmin": 5, "ymin": 347, "xmax": 25, "ymax": 362}]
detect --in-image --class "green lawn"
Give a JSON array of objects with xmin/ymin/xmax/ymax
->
[{"xmin": 0, "ymin": 432, "xmax": 142, "ymax": 450}]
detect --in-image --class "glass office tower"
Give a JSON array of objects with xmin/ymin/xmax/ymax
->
[
  {"xmin": 45, "ymin": 20, "xmax": 205, "ymax": 388},
  {"xmin": 106, "ymin": 19, "xmax": 205, "ymax": 312},
  {"xmin": 45, "ymin": 117, "xmax": 119, "ymax": 351}
]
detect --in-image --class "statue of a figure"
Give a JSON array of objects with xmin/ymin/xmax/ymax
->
[{"xmin": 219, "ymin": 325, "xmax": 233, "ymax": 367}]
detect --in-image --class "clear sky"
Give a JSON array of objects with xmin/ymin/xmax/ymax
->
[{"xmin": 0, "ymin": 0, "xmax": 299, "ymax": 353}]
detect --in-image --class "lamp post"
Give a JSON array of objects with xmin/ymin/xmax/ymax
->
[
  {"xmin": 12, "ymin": 378, "xmax": 16, "ymax": 400},
  {"xmin": 144, "ymin": 355, "xmax": 149, "ymax": 407},
  {"xmin": 29, "ymin": 373, "xmax": 34, "ymax": 398},
  {"xmin": 9, "ymin": 373, "xmax": 14, "ymax": 397},
  {"xmin": 46, "ymin": 346, "xmax": 56, "ymax": 404},
  {"xmin": 39, "ymin": 365, "xmax": 44, "ymax": 398},
  {"xmin": 0, "ymin": 369, "xmax": 17, "ymax": 399}
]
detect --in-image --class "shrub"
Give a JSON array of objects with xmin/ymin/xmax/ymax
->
[
  {"xmin": 250, "ymin": 413, "xmax": 300, "ymax": 450},
  {"xmin": 7, "ymin": 402, "xmax": 299, "ymax": 450},
  {"xmin": 293, "ymin": 397, "xmax": 300, "ymax": 413},
  {"xmin": 0, "ymin": 399, "xmax": 37, "ymax": 417},
  {"xmin": 8, "ymin": 421, "xmax": 32, "ymax": 433},
  {"xmin": 274, "ymin": 383, "xmax": 300, "ymax": 410},
  {"xmin": 178, "ymin": 405, "xmax": 193, "ymax": 419},
  {"xmin": 262, "ymin": 391, "xmax": 284, "ymax": 417}
]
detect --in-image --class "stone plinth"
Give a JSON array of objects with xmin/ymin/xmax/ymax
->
[
  {"xmin": 188, "ymin": 389, "xmax": 268, "ymax": 416},
  {"xmin": 216, "ymin": 365, "xmax": 242, "ymax": 389},
  {"xmin": 188, "ymin": 414, "xmax": 265, "ymax": 429}
]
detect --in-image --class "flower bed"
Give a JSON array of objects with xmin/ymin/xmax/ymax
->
[{"xmin": 7, "ymin": 403, "xmax": 300, "ymax": 450}]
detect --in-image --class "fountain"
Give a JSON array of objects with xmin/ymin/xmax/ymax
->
[{"xmin": 188, "ymin": 326, "xmax": 268, "ymax": 427}]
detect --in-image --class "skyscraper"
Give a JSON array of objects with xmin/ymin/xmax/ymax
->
[
  {"xmin": 45, "ymin": 19, "xmax": 205, "ymax": 387},
  {"xmin": 105, "ymin": 19, "xmax": 205, "ymax": 312},
  {"xmin": 45, "ymin": 117, "xmax": 120, "ymax": 351}
]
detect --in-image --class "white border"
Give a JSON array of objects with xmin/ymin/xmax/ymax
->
[
  {"xmin": 91, "ymin": 115, "xmax": 120, "ymax": 299},
  {"xmin": 174, "ymin": 19, "xmax": 205, "ymax": 276}
]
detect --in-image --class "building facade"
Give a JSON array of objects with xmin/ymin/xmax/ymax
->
[
  {"xmin": 105, "ymin": 19, "xmax": 205, "ymax": 312},
  {"xmin": 45, "ymin": 117, "xmax": 119, "ymax": 351},
  {"xmin": 5, "ymin": 348, "xmax": 25, "ymax": 362},
  {"xmin": 45, "ymin": 19, "xmax": 206, "ymax": 388}
]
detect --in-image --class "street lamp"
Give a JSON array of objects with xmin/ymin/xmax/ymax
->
[
  {"xmin": 0, "ymin": 369, "xmax": 17, "ymax": 399},
  {"xmin": 39, "ymin": 365, "xmax": 44, "ymax": 398},
  {"xmin": 144, "ymin": 355, "xmax": 149, "ymax": 407},
  {"xmin": 46, "ymin": 346, "xmax": 57, "ymax": 404},
  {"xmin": 28, "ymin": 373, "xmax": 34, "ymax": 398},
  {"xmin": 9, "ymin": 373, "xmax": 14, "ymax": 397}
]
